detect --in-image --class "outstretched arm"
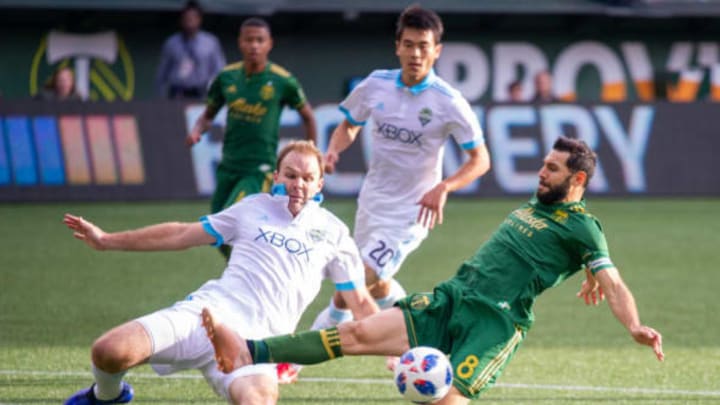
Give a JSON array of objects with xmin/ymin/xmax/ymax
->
[
  {"xmin": 595, "ymin": 267, "xmax": 664, "ymax": 361},
  {"xmin": 324, "ymin": 119, "xmax": 362, "ymax": 174},
  {"xmin": 417, "ymin": 144, "xmax": 491, "ymax": 229},
  {"xmin": 63, "ymin": 214, "xmax": 215, "ymax": 251}
]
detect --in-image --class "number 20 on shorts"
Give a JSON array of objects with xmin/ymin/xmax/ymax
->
[{"xmin": 369, "ymin": 240, "xmax": 395, "ymax": 268}]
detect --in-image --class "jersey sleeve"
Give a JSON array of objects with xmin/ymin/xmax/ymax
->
[
  {"xmin": 578, "ymin": 216, "xmax": 614, "ymax": 274},
  {"xmin": 324, "ymin": 225, "xmax": 366, "ymax": 291},
  {"xmin": 201, "ymin": 201, "xmax": 245, "ymax": 246},
  {"xmin": 205, "ymin": 72, "xmax": 225, "ymax": 114},
  {"xmin": 339, "ymin": 74, "xmax": 373, "ymax": 126},
  {"xmin": 446, "ymin": 96, "xmax": 485, "ymax": 150},
  {"xmin": 283, "ymin": 76, "xmax": 307, "ymax": 110}
]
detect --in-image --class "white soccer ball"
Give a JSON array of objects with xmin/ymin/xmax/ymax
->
[{"xmin": 393, "ymin": 346, "xmax": 453, "ymax": 404}]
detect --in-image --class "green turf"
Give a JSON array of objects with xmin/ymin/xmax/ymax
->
[{"xmin": 1, "ymin": 198, "xmax": 719, "ymax": 404}]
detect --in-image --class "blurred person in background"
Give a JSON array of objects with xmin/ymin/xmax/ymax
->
[
  {"xmin": 508, "ymin": 79, "xmax": 524, "ymax": 102},
  {"xmin": 36, "ymin": 66, "xmax": 81, "ymax": 101},
  {"xmin": 532, "ymin": 70, "xmax": 558, "ymax": 102},
  {"xmin": 155, "ymin": 0, "xmax": 226, "ymax": 99},
  {"xmin": 186, "ymin": 17, "xmax": 316, "ymax": 262}
]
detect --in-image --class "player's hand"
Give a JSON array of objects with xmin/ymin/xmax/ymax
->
[
  {"xmin": 185, "ymin": 131, "xmax": 202, "ymax": 147},
  {"xmin": 63, "ymin": 213, "xmax": 107, "ymax": 250},
  {"xmin": 630, "ymin": 325, "xmax": 664, "ymax": 362},
  {"xmin": 417, "ymin": 183, "xmax": 448, "ymax": 229},
  {"xmin": 324, "ymin": 151, "xmax": 339, "ymax": 174},
  {"xmin": 576, "ymin": 279, "xmax": 604, "ymax": 306}
]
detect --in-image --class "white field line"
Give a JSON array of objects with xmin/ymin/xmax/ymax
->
[{"xmin": 1, "ymin": 369, "xmax": 719, "ymax": 397}]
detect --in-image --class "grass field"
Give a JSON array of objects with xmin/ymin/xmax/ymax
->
[{"xmin": 1, "ymin": 198, "xmax": 719, "ymax": 404}]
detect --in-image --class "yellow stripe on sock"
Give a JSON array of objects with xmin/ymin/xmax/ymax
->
[{"xmin": 320, "ymin": 329, "xmax": 341, "ymax": 359}]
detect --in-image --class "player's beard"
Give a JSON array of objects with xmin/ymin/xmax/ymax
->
[{"xmin": 537, "ymin": 175, "xmax": 572, "ymax": 205}]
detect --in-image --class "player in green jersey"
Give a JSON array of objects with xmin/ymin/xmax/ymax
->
[
  {"xmin": 187, "ymin": 17, "xmax": 317, "ymax": 258},
  {"xmin": 200, "ymin": 136, "xmax": 664, "ymax": 404}
]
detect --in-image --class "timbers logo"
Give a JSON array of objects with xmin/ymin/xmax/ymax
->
[{"xmin": 30, "ymin": 30, "xmax": 135, "ymax": 101}]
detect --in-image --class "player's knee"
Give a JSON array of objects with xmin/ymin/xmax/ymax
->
[{"xmin": 91, "ymin": 336, "xmax": 128, "ymax": 372}]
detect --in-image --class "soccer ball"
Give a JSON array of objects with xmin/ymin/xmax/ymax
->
[{"xmin": 393, "ymin": 346, "xmax": 453, "ymax": 404}]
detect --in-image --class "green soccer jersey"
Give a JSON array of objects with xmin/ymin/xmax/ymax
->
[
  {"xmin": 444, "ymin": 196, "xmax": 615, "ymax": 329},
  {"xmin": 206, "ymin": 61, "xmax": 307, "ymax": 171}
]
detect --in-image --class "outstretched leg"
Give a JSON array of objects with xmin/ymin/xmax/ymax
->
[
  {"xmin": 203, "ymin": 306, "xmax": 410, "ymax": 374},
  {"xmin": 201, "ymin": 308, "xmax": 252, "ymax": 373}
]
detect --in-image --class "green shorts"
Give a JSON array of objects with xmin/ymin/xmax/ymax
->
[
  {"xmin": 395, "ymin": 283, "xmax": 525, "ymax": 399},
  {"xmin": 211, "ymin": 163, "xmax": 273, "ymax": 213}
]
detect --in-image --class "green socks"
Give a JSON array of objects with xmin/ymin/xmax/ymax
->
[{"xmin": 249, "ymin": 327, "xmax": 343, "ymax": 365}]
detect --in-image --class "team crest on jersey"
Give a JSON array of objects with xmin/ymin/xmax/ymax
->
[
  {"xmin": 551, "ymin": 209, "xmax": 569, "ymax": 223},
  {"xmin": 260, "ymin": 81, "xmax": 274, "ymax": 100},
  {"xmin": 410, "ymin": 294, "xmax": 431, "ymax": 310},
  {"xmin": 227, "ymin": 84, "xmax": 237, "ymax": 94},
  {"xmin": 418, "ymin": 107, "xmax": 433, "ymax": 127},
  {"xmin": 307, "ymin": 229, "xmax": 327, "ymax": 243}
]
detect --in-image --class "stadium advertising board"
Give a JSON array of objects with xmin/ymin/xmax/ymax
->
[
  {"xmin": 0, "ymin": 100, "xmax": 196, "ymax": 201},
  {"xmin": 1, "ymin": 23, "xmax": 719, "ymax": 104},
  {"xmin": 1, "ymin": 100, "xmax": 717, "ymax": 201},
  {"xmin": 436, "ymin": 40, "xmax": 720, "ymax": 103},
  {"xmin": 187, "ymin": 101, "xmax": 718, "ymax": 198}
]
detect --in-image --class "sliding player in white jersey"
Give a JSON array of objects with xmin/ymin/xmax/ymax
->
[
  {"xmin": 62, "ymin": 140, "xmax": 378, "ymax": 405},
  {"xmin": 312, "ymin": 5, "xmax": 490, "ymax": 332}
]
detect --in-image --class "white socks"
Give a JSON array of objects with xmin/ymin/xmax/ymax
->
[
  {"xmin": 92, "ymin": 364, "xmax": 126, "ymax": 400},
  {"xmin": 375, "ymin": 279, "xmax": 407, "ymax": 309},
  {"xmin": 311, "ymin": 298, "xmax": 352, "ymax": 329}
]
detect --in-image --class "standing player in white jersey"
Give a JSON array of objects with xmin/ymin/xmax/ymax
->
[
  {"xmin": 62, "ymin": 140, "xmax": 378, "ymax": 405},
  {"xmin": 312, "ymin": 5, "xmax": 491, "ymax": 332}
]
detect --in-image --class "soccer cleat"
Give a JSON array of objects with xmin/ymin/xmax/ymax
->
[
  {"xmin": 276, "ymin": 362, "xmax": 300, "ymax": 384},
  {"xmin": 64, "ymin": 382, "xmax": 134, "ymax": 405}
]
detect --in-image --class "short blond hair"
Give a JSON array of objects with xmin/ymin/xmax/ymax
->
[{"xmin": 276, "ymin": 140, "xmax": 324, "ymax": 177}]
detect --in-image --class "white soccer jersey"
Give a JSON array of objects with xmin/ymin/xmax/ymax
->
[
  {"xmin": 341, "ymin": 69, "xmax": 485, "ymax": 221},
  {"xmin": 190, "ymin": 192, "xmax": 364, "ymax": 337}
]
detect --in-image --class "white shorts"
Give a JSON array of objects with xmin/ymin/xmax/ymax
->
[
  {"xmin": 353, "ymin": 206, "xmax": 428, "ymax": 280},
  {"xmin": 136, "ymin": 298, "xmax": 277, "ymax": 400}
]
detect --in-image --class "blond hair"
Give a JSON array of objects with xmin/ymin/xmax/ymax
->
[{"xmin": 276, "ymin": 140, "xmax": 324, "ymax": 177}]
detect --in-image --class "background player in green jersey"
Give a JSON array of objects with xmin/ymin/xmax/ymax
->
[
  {"xmin": 201, "ymin": 136, "xmax": 664, "ymax": 405},
  {"xmin": 187, "ymin": 17, "xmax": 317, "ymax": 258}
]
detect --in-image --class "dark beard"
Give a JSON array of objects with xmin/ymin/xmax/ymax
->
[{"xmin": 537, "ymin": 176, "xmax": 571, "ymax": 205}]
